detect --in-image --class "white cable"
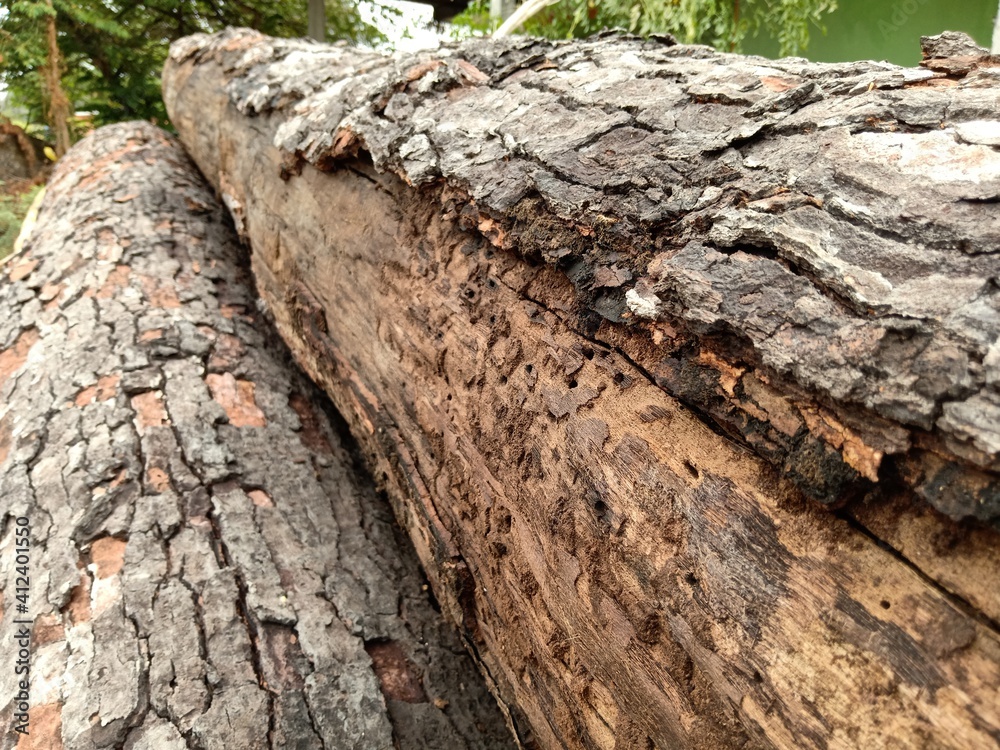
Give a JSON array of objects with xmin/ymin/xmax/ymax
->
[{"xmin": 493, "ymin": 0, "xmax": 561, "ymax": 38}]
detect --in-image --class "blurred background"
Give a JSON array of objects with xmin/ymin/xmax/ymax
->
[{"xmin": 0, "ymin": 0, "xmax": 996, "ymax": 256}]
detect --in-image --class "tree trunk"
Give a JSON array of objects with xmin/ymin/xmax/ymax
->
[
  {"xmin": 490, "ymin": 0, "xmax": 516, "ymax": 23},
  {"xmin": 307, "ymin": 0, "xmax": 326, "ymax": 42},
  {"xmin": 0, "ymin": 122, "xmax": 516, "ymax": 750},
  {"xmin": 164, "ymin": 29, "xmax": 1000, "ymax": 749},
  {"xmin": 994, "ymin": 0, "xmax": 1000, "ymax": 54},
  {"xmin": 42, "ymin": 0, "xmax": 72, "ymax": 157}
]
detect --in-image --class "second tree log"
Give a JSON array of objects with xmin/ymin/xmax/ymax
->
[{"xmin": 164, "ymin": 29, "xmax": 1000, "ymax": 750}]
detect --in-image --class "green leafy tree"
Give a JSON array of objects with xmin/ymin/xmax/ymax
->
[
  {"xmin": 0, "ymin": 0, "xmax": 384, "ymax": 140},
  {"xmin": 454, "ymin": 0, "xmax": 837, "ymax": 57}
]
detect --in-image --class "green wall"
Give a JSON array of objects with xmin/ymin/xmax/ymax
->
[{"xmin": 743, "ymin": 0, "xmax": 995, "ymax": 66}]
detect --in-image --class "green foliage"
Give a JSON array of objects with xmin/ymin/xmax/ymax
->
[
  {"xmin": 452, "ymin": 0, "xmax": 836, "ymax": 57},
  {"xmin": 0, "ymin": 184, "xmax": 43, "ymax": 260},
  {"xmin": 0, "ymin": 0, "xmax": 385, "ymax": 133},
  {"xmin": 450, "ymin": 0, "xmax": 499, "ymax": 36}
]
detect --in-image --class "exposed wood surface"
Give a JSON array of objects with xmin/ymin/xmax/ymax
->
[
  {"xmin": 165, "ymin": 30, "xmax": 1000, "ymax": 750},
  {"xmin": 0, "ymin": 122, "xmax": 515, "ymax": 750}
]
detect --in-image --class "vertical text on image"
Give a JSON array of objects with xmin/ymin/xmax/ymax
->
[{"xmin": 10, "ymin": 515, "xmax": 32, "ymax": 736}]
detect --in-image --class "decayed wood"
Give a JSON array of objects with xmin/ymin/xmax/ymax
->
[
  {"xmin": 0, "ymin": 123, "xmax": 516, "ymax": 750},
  {"xmin": 164, "ymin": 30, "xmax": 1000, "ymax": 750}
]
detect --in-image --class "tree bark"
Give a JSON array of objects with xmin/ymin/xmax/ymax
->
[
  {"xmin": 164, "ymin": 29, "xmax": 1000, "ymax": 749},
  {"xmin": 0, "ymin": 122, "xmax": 516, "ymax": 750},
  {"xmin": 42, "ymin": 0, "xmax": 72, "ymax": 158}
]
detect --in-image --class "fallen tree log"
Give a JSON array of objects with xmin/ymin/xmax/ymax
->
[
  {"xmin": 164, "ymin": 30, "xmax": 1000, "ymax": 749},
  {"xmin": 0, "ymin": 122, "xmax": 516, "ymax": 750}
]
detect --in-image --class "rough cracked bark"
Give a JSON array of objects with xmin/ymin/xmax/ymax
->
[
  {"xmin": 0, "ymin": 123, "xmax": 516, "ymax": 750},
  {"xmin": 163, "ymin": 29, "xmax": 1000, "ymax": 750},
  {"xmin": 166, "ymin": 28, "xmax": 1000, "ymax": 526}
]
